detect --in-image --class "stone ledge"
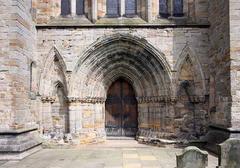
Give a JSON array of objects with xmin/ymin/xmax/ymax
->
[
  {"xmin": 36, "ymin": 23, "xmax": 210, "ymax": 29},
  {"xmin": 37, "ymin": 15, "xmax": 210, "ymax": 29},
  {"xmin": 0, "ymin": 145, "xmax": 42, "ymax": 161},
  {"xmin": 209, "ymin": 125, "xmax": 240, "ymax": 133},
  {"xmin": 0, "ymin": 127, "xmax": 38, "ymax": 135}
]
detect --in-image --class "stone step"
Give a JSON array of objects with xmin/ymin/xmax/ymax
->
[{"xmin": 106, "ymin": 136, "xmax": 136, "ymax": 140}]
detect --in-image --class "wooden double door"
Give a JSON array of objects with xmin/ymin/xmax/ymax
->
[{"xmin": 105, "ymin": 78, "xmax": 138, "ymax": 137}]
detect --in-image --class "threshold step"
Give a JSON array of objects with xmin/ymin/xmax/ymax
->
[{"xmin": 107, "ymin": 136, "xmax": 136, "ymax": 140}]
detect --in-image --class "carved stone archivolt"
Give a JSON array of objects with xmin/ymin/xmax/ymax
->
[
  {"xmin": 68, "ymin": 97, "xmax": 106, "ymax": 104},
  {"xmin": 69, "ymin": 33, "xmax": 173, "ymax": 99}
]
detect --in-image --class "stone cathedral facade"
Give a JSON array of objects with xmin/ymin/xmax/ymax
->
[{"xmin": 0, "ymin": 0, "xmax": 240, "ymax": 159}]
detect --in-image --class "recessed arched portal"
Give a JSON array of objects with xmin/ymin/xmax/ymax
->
[
  {"xmin": 105, "ymin": 78, "xmax": 138, "ymax": 137},
  {"xmin": 69, "ymin": 33, "xmax": 174, "ymax": 141}
]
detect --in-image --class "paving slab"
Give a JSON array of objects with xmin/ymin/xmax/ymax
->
[{"xmin": 0, "ymin": 140, "xmax": 218, "ymax": 168}]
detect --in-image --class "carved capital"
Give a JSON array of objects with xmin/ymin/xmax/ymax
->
[
  {"xmin": 189, "ymin": 95, "xmax": 205, "ymax": 103},
  {"xmin": 41, "ymin": 96, "xmax": 56, "ymax": 103},
  {"xmin": 178, "ymin": 95, "xmax": 206, "ymax": 103},
  {"xmin": 137, "ymin": 96, "xmax": 177, "ymax": 104},
  {"xmin": 68, "ymin": 97, "xmax": 106, "ymax": 104}
]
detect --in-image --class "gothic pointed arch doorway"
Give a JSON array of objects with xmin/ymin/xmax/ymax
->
[{"xmin": 105, "ymin": 78, "xmax": 138, "ymax": 137}]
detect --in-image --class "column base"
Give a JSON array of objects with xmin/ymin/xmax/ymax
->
[
  {"xmin": 0, "ymin": 127, "xmax": 42, "ymax": 160},
  {"xmin": 203, "ymin": 125, "xmax": 240, "ymax": 154}
]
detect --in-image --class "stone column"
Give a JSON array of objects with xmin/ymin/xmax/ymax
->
[
  {"xmin": 170, "ymin": 0, "xmax": 174, "ymax": 17},
  {"xmin": 69, "ymin": 102, "xmax": 76, "ymax": 133},
  {"xmin": 91, "ymin": 0, "xmax": 97, "ymax": 23},
  {"xmin": 71, "ymin": 0, "xmax": 77, "ymax": 16},
  {"xmin": 68, "ymin": 98, "xmax": 82, "ymax": 133},
  {"xmin": 188, "ymin": 0, "xmax": 196, "ymax": 22},
  {"xmin": 120, "ymin": 0, "xmax": 125, "ymax": 17},
  {"xmin": 146, "ymin": 0, "xmax": 152, "ymax": 22},
  {"xmin": 41, "ymin": 96, "xmax": 55, "ymax": 133}
]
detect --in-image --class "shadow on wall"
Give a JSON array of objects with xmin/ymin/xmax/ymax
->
[
  {"xmin": 173, "ymin": 36, "xmax": 208, "ymax": 140},
  {"xmin": 51, "ymin": 82, "xmax": 70, "ymax": 136}
]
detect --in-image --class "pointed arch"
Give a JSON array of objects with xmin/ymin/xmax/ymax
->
[
  {"xmin": 53, "ymin": 80, "xmax": 68, "ymax": 99},
  {"xmin": 51, "ymin": 80, "xmax": 70, "ymax": 133},
  {"xmin": 39, "ymin": 47, "xmax": 68, "ymax": 96},
  {"xmin": 74, "ymin": 33, "xmax": 172, "ymax": 76},
  {"xmin": 42, "ymin": 47, "xmax": 67, "ymax": 76},
  {"xmin": 174, "ymin": 45, "xmax": 206, "ymax": 96},
  {"xmin": 70, "ymin": 33, "xmax": 173, "ymax": 98}
]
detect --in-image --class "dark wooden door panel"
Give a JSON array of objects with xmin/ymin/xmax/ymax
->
[{"xmin": 105, "ymin": 78, "xmax": 138, "ymax": 136}]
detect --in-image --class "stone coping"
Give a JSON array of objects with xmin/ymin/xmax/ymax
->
[{"xmin": 0, "ymin": 127, "xmax": 38, "ymax": 135}]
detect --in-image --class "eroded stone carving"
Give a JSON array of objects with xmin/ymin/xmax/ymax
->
[
  {"xmin": 68, "ymin": 97, "xmax": 106, "ymax": 104},
  {"xmin": 41, "ymin": 96, "xmax": 56, "ymax": 103},
  {"xmin": 217, "ymin": 138, "xmax": 240, "ymax": 168},
  {"xmin": 176, "ymin": 146, "xmax": 208, "ymax": 168},
  {"xmin": 137, "ymin": 96, "xmax": 177, "ymax": 104}
]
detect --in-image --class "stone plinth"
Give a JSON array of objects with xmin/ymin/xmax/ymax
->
[{"xmin": 0, "ymin": 127, "xmax": 42, "ymax": 160}]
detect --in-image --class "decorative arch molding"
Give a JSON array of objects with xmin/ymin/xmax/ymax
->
[
  {"xmin": 174, "ymin": 44, "xmax": 206, "ymax": 97},
  {"xmin": 39, "ymin": 47, "xmax": 68, "ymax": 97},
  {"xmin": 70, "ymin": 33, "xmax": 173, "ymax": 98},
  {"xmin": 42, "ymin": 47, "xmax": 67, "ymax": 75},
  {"xmin": 103, "ymin": 73, "xmax": 144, "ymax": 97},
  {"xmin": 53, "ymin": 80, "xmax": 68, "ymax": 100},
  {"xmin": 74, "ymin": 33, "xmax": 172, "ymax": 76}
]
